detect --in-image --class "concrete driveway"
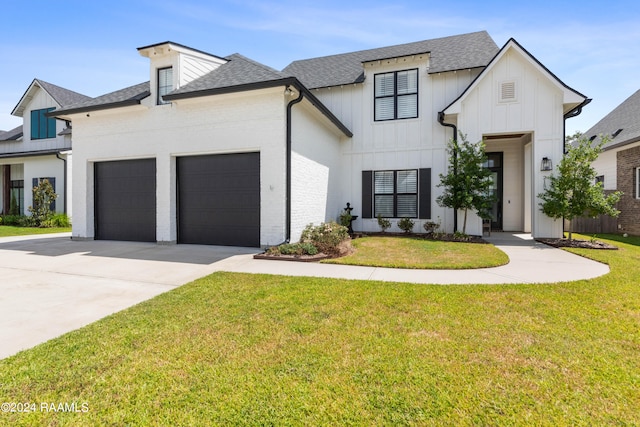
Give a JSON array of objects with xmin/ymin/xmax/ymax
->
[{"xmin": 0, "ymin": 233, "xmax": 259, "ymax": 359}]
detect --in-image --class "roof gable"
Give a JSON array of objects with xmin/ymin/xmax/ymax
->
[
  {"xmin": 283, "ymin": 31, "xmax": 499, "ymax": 89},
  {"xmin": 584, "ymin": 89, "xmax": 640, "ymax": 151},
  {"xmin": 11, "ymin": 79, "xmax": 91, "ymax": 117},
  {"xmin": 443, "ymin": 38, "xmax": 587, "ymax": 116},
  {"xmin": 165, "ymin": 53, "xmax": 289, "ymax": 99}
]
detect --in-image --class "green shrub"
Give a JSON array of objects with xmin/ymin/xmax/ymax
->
[
  {"xmin": 397, "ymin": 217, "xmax": 415, "ymax": 233},
  {"xmin": 453, "ymin": 230, "xmax": 471, "ymax": 241},
  {"xmin": 266, "ymin": 242, "xmax": 319, "ymax": 256},
  {"xmin": 339, "ymin": 210, "xmax": 352, "ymax": 227},
  {"xmin": 0, "ymin": 215, "xmax": 26, "ymax": 226},
  {"xmin": 377, "ymin": 214, "xmax": 391, "ymax": 232},
  {"xmin": 282, "ymin": 242, "xmax": 318, "ymax": 256},
  {"xmin": 300, "ymin": 222, "xmax": 350, "ymax": 256},
  {"xmin": 43, "ymin": 213, "xmax": 71, "ymax": 228}
]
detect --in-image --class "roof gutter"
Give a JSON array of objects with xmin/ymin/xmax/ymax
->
[
  {"xmin": 280, "ymin": 88, "xmax": 305, "ymax": 244},
  {"xmin": 563, "ymin": 98, "xmax": 592, "ymax": 153},
  {"xmin": 55, "ymin": 152, "xmax": 68, "ymax": 214},
  {"xmin": 164, "ymin": 77, "xmax": 352, "ymax": 138},
  {"xmin": 437, "ymin": 111, "xmax": 458, "ymax": 233},
  {"xmin": 47, "ymin": 92, "xmax": 151, "ymax": 118}
]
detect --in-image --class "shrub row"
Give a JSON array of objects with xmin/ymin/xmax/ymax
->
[{"xmin": 0, "ymin": 213, "xmax": 70, "ymax": 228}]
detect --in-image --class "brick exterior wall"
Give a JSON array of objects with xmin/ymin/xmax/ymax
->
[{"xmin": 617, "ymin": 145, "xmax": 640, "ymax": 236}]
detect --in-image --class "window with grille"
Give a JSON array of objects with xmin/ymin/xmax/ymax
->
[
  {"xmin": 374, "ymin": 170, "xmax": 418, "ymax": 218},
  {"xmin": 157, "ymin": 67, "xmax": 173, "ymax": 105},
  {"xmin": 30, "ymin": 108, "xmax": 56, "ymax": 139},
  {"xmin": 374, "ymin": 69, "xmax": 418, "ymax": 121}
]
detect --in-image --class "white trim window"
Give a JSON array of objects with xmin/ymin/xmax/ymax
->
[
  {"xmin": 636, "ymin": 167, "xmax": 640, "ymax": 199},
  {"xmin": 157, "ymin": 67, "xmax": 173, "ymax": 105}
]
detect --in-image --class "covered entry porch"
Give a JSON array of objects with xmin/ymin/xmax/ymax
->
[{"xmin": 483, "ymin": 132, "xmax": 533, "ymax": 233}]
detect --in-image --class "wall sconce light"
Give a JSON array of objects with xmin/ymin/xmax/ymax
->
[
  {"xmin": 284, "ymin": 86, "xmax": 293, "ymax": 96},
  {"xmin": 540, "ymin": 157, "xmax": 552, "ymax": 171}
]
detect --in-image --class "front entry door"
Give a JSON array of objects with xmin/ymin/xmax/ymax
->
[{"xmin": 486, "ymin": 152, "xmax": 503, "ymax": 230}]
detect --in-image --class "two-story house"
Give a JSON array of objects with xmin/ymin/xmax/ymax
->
[
  {"xmin": 1, "ymin": 79, "xmax": 90, "ymax": 217},
  {"xmin": 52, "ymin": 31, "xmax": 589, "ymax": 247}
]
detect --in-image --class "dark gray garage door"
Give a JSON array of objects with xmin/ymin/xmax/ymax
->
[
  {"xmin": 94, "ymin": 159, "xmax": 156, "ymax": 242},
  {"xmin": 177, "ymin": 152, "xmax": 260, "ymax": 247}
]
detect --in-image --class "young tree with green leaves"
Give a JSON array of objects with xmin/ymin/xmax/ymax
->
[
  {"xmin": 437, "ymin": 133, "xmax": 495, "ymax": 234},
  {"xmin": 538, "ymin": 136, "xmax": 621, "ymax": 240}
]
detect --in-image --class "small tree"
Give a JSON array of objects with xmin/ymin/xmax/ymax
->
[
  {"xmin": 437, "ymin": 133, "xmax": 495, "ymax": 234},
  {"xmin": 538, "ymin": 136, "xmax": 621, "ymax": 240},
  {"xmin": 28, "ymin": 179, "xmax": 57, "ymax": 227}
]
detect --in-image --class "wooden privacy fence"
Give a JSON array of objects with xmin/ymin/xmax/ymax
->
[{"xmin": 566, "ymin": 215, "xmax": 618, "ymax": 234}]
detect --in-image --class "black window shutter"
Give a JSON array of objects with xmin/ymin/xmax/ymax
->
[
  {"xmin": 362, "ymin": 171, "xmax": 373, "ymax": 218},
  {"xmin": 418, "ymin": 168, "xmax": 431, "ymax": 219}
]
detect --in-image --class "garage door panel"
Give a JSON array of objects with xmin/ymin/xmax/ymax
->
[
  {"xmin": 95, "ymin": 159, "xmax": 156, "ymax": 242},
  {"xmin": 178, "ymin": 153, "xmax": 260, "ymax": 247}
]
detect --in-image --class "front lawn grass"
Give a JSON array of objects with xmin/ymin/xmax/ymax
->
[
  {"xmin": 0, "ymin": 225, "xmax": 71, "ymax": 237},
  {"xmin": 324, "ymin": 235, "xmax": 509, "ymax": 268},
  {"xmin": 0, "ymin": 234, "xmax": 638, "ymax": 425}
]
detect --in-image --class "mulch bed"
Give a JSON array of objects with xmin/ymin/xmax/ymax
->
[
  {"xmin": 253, "ymin": 253, "xmax": 331, "ymax": 262},
  {"xmin": 353, "ymin": 232, "xmax": 489, "ymax": 244},
  {"xmin": 536, "ymin": 238, "xmax": 618, "ymax": 250}
]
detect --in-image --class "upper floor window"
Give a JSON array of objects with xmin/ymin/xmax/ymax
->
[
  {"xmin": 30, "ymin": 108, "xmax": 56, "ymax": 140},
  {"xmin": 157, "ymin": 67, "xmax": 173, "ymax": 105},
  {"xmin": 374, "ymin": 69, "xmax": 418, "ymax": 121}
]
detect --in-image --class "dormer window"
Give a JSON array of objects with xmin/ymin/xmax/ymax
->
[{"xmin": 157, "ymin": 67, "xmax": 173, "ymax": 105}]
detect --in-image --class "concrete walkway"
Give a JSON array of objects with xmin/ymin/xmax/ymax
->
[{"xmin": 216, "ymin": 232, "xmax": 610, "ymax": 284}]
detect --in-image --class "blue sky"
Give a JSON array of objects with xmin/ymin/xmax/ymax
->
[{"xmin": 2, "ymin": 0, "xmax": 639, "ymax": 134}]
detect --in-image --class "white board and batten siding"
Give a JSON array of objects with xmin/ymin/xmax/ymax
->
[{"xmin": 312, "ymin": 55, "xmax": 482, "ymax": 234}]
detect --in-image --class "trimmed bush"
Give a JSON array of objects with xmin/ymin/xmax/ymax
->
[
  {"xmin": 377, "ymin": 214, "xmax": 391, "ymax": 232},
  {"xmin": 398, "ymin": 217, "xmax": 415, "ymax": 233}
]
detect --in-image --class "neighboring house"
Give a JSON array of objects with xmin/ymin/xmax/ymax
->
[
  {"xmin": 52, "ymin": 31, "xmax": 588, "ymax": 247},
  {"xmin": 1, "ymin": 79, "xmax": 91, "ymax": 217},
  {"xmin": 585, "ymin": 89, "xmax": 640, "ymax": 235}
]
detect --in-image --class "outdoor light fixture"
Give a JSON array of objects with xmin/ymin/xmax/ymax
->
[{"xmin": 540, "ymin": 157, "xmax": 552, "ymax": 171}]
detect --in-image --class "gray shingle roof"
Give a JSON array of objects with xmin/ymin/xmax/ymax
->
[
  {"xmin": 12, "ymin": 79, "xmax": 92, "ymax": 117},
  {"xmin": 585, "ymin": 89, "xmax": 640, "ymax": 150},
  {"xmin": 37, "ymin": 79, "xmax": 92, "ymax": 107},
  {"xmin": 282, "ymin": 31, "xmax": 499, "ymax": 89},
  {"xmin": 52, "ymin": 82, "xmax": 151, "ymax": 116},
  {"xmin": 0, "ymin": 125, "xmax": 23, "ymax": 142},
  {"xmin": 166, "ymin": 53, "xmax": 290, "ymax": 98}
]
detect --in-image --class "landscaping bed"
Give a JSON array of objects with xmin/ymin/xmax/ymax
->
[
  {"xmin": 253, "ymin": 252, "xmax": 330, "ymax": 262},
  {"xmin": 537, "ymin": 237, "xmax": 618, "ymax": 250}
]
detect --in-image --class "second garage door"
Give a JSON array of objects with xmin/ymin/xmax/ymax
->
[{"xmin": 177, "ymin": 152, "xmax": 260, "ymax": 247}]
